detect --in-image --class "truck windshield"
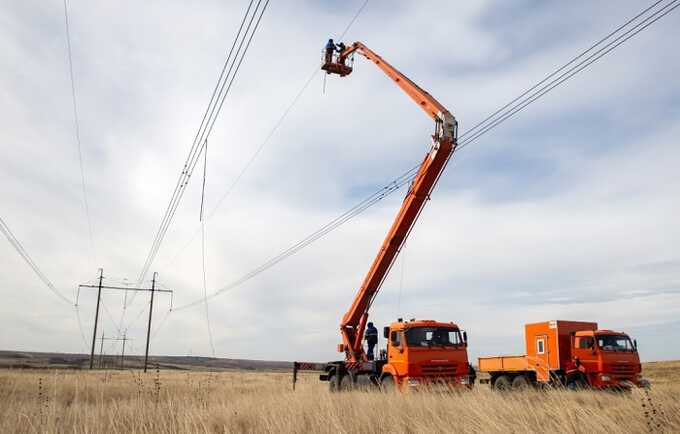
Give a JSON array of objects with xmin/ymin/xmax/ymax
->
[
  {"xmin": 597, "ymin": 335, "xmax": 635, "ymax": 352},
  {"xmin": 405, "ymin": 327, "xmax": 463, "ymax": 348}
]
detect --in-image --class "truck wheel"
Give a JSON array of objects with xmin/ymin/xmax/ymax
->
[
  {"xmin": 328, "ymin": 374, "xmax": 339, "ymax": 393},
  {"xmin": 567, "ymin": 375, "xmax": 588, "ymax": 391},
  {"xmin": 340, "ymin": 373, "xmax": 354, "ymax": 391},
  {"xmin": 380, "ymin": 375, "xmax": 396, "ymax": 392},
  {"xmin": 512, "ymin": 375, "xmax": 530, "ymax": 391},
  {"xmin": 493, "ymin": 375, "xmax": 512, "ymax": 391}
]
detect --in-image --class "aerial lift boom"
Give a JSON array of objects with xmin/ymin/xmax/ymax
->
[{"xmin": 324, "ymin": 42, "xmax": 459, "ymax": 363}]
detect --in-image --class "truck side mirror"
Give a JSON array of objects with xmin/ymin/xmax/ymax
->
[
  {"xmin": 634, "ymin": 339, "xmax": 638, "ymax": 350},
  {"xmin": 383, "ymin": 326, "xmax": 390, "ymax": 339},
  {"xmin": 463, "ymin": 331, "xmax": 468, "ymax": 346}
]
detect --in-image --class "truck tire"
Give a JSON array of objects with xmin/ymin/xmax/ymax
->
[
  {"xmin": 380, "ymin": 375, "xmax": 396, "ymax": 392},
  {"xmin": 512, "ymin": 375, "xmax": 530, "ymax": 391},
  {"xmin": 567, "ymin": 374, "xmax": 588, "ymax": 391},
  {"xmin": 340, "ymin": 373, "xmax": 354, "ymax": 391},
  {"xmin": 493, "ymin": 375, "xmax": 512, "ymax": 391},
  {"xmin": 328, "ymin": 373, "xmax": 339, "ymax": 393}
]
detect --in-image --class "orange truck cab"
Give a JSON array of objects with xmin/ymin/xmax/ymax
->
[{"xmin": 478, "ymin": 320, "xmax": 647, "ymax": 390}]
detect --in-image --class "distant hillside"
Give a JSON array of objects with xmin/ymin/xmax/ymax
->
[{"xmin": 0, "ymin": 350, "xmax": 292, "ymax": 371}]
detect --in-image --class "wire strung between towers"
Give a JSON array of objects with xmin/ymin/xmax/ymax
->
[
  {"xmin": 456, "ymin": 0, "xmax": 680, "ymax": 151},
  {"xmin": 172, "ymin": 0, "xmax": 678, "ymax": 311},
  {"xmin": 161, "ymin": 1, "xmax": 372, "ymax": 269},
  {"xmin": 200, "ymin": 139, "xmax": 216, "ymax": 356},
  {"xmin": 63, "ymin": 0, "xmax": 96, "ymax": 265},
  {"xmin": 0, "ymin": 216, "xmax": 75, "ymax": 305},
  {"xmin": 174, "ymin": 164, "xmax": 420, "ymax": 310},
  {"xmin": 118, "ymin": 0, "xmax": 270, "ymax": 334},
  {"xmin": 134, "ymin": 0, "xmax": 270, "ymax": 292}
]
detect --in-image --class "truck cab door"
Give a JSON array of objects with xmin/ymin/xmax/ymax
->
[
  {"xmin": 387, "ymin": 330, "xmax": 407, "ymax": 378},
  {"xmin": 572, "ymin": 336, "xmax": 597, "ymax": 374}
]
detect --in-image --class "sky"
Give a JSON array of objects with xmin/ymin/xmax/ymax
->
[{"xmin": 1, "ymin": 0, "xmax": 679, "ymax": 363}]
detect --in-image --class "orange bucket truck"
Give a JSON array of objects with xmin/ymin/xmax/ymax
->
[
  {"xmin": 292, "ymin": 41, "xmax": 474, "ymax": 391},
  {"xmin": 478, "ymin": 320, "xmax": 648, "ymax": 390}
]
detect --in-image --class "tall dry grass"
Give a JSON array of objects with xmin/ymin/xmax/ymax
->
[{"xmin": 0, "ymin": 362, "xmax": 678, "ymax": 433}]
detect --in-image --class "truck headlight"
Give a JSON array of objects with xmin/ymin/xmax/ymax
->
[
  {"xmin": 460, "ymin": 377, "xmax": 470, "ymax": 385},
  {"xmin": 408, "ymin": 379, "xmax": 420, "ymax": 386},
  {"xmin": 600, "ymin": 375, "xmax": 610, "ymax": 382}
]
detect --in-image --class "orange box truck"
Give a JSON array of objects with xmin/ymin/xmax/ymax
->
[{"xmin": 478, "ymin": 320, "xmax": 648, "ymax": 390}]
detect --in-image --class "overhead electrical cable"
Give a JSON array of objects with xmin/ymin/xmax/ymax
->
[
  {"xmin": 460, "ymin": 0, "xmax": 667, "ymax": 140},
  {"xmin": 63, "ymin": 0, "xmax": 96, "ymax": 264},
  {"xmin": 134, "ymin": 0, "xmax": 269, "ymax": 291},
  {"xmin": 0, "ymin": 216, "xmax": 74, "ymax": 305},
  {"xmin": 162, "ymin": 1, "xmax": 371, "ymax": 268},
  {"xmin": 119, "ymin": 0, "xmax": 270, "ymax": 336},
  {"xmin": 457, "ymin": 0, "xmax": 679, "ymax": 151},
  {"xmin": 200, "ymin": 139, "xmax": 216, "ymax": 356},
  {"xmin": 172, "ymin": 0, "xmax": 677, "ymax": 311},
  {"xmin": 174, "ymin": 164, "xmax": 420, "ymax": 310}
]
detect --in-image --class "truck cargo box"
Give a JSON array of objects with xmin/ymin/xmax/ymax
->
[{"xmin": 525, "ymin": 320, "xmax": 597, "ymax": 381}]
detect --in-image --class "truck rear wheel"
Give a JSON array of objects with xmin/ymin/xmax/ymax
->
[
  {"xmin": 512, "ymin": 375, "xmax": 530, "ymax": 391},
  {"xmin": 339, "ymin": 373, "xmax": 355, "ymax": 391},
  {"xmin": 493, "ymin": 375, "xmax": 512, "ymax": 391}
]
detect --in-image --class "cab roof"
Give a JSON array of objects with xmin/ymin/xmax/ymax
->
[{"xmin": 389, "ymin": 319, "xmax": 459, "ymax": 329}]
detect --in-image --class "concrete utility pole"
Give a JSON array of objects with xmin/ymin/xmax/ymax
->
[
  {"xmin": 99, "ymin": 330, "xmax": 105, "ymax": 368},
  {"xmin": 144, "ymin": 272, "xmax": 157, "ymax": 373},
  {"xmin": 121, "ymin": 333, "xmax": 127, "ymax": 369},
  {"xmin": 78, "ymin": 270, "xmax": 172, "ymax": 372},
  {"xmin": 89, "ymin": 268, "xmax": 104, "ymax": 369}
]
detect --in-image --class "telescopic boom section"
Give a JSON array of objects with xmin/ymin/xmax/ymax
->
[{"xmin": 323, "ymin": 42, "xmax": 458, "ymax": 362}]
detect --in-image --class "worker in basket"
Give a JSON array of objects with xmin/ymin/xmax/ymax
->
[
  {"xmin": 324, "ymin": 38, "xmax": 335, "ymax": 64},
  {"xmin": 365, "ymin": 322, "xmax": 379, "ymax": 360}
]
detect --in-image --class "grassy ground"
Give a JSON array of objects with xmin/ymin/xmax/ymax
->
[{"xmin": 0, "ymin": 361, "xmax": 678, "ymax": 433}]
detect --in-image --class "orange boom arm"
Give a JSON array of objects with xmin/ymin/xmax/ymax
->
[{"xmin": 323, "ymin": 42, "xmax": 458, "ymax": 362}]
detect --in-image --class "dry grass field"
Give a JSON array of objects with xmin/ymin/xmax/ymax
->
[{"xmin": 0, "ymin": 361, "xmax": 678, "ymax": 433}]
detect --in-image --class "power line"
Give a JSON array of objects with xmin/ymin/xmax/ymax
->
[
  {"xmin": 457, "ymin": 0, "xmax": 679, "ymax": 150},
  {"xmin": 0, "ymin": 216, "xmax": 74, "ymax": 305},
  {"xmin": 151, "ymin": 0, "xmax": 372, "ymax": 344},
  {"xmin": 460, "ymin": 0, "xmax": 667, "ymax": 140},
  {"xmin": 161, "ymin": 1, "xmax": 371, "ymax": 268},
  {"xmin": 172, "ymin": 0, "xmax": 677, "ymax": 311},
  {"xmin": 200, "ymin": 139, "xmax": 215, "ymax": 356},
  {"xmin": 121, "ymin": 0, "xmax": 270, "ymax": 335},
  {"xmin": 63, "ymin": 0, "xmax": 95, "ymax": 264},
  {"xmin": 174, "ymin": 164, "xmax": 420, "ymax": 310},
  {"xmin": 338, "ymin": 0, "xmax": 369, "ymax": 40},
  {"xmin": 135, "ymin": 0, "xmax": 270, "ymax": 290}
]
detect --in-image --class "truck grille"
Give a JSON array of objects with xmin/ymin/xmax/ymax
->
[
  {"xmin": 610, "ymin": 363, "xmax": 635, "ymax": 378},
  {"xmin": 420, "ymin": 364, "xmax": 458, "ymax": 377}
]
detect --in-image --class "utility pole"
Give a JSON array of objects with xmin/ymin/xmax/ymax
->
[
  {"xmin": 89, "ymin": 268, "xmax": 103, "ymax": 369},
  {"xmin": 144, "ymin": 272, "xmax": 157, "ymax": 373},
  {"xmin": 99, "ymin": 330, "xmax": 105, "ymax": 368},
  {"xmin": 121, "ymin": 333, "xmax": 127, "ymax": 369},
  {"xmin": 78, "ymin": 270, "xmax": 172, "ymax": 372}
]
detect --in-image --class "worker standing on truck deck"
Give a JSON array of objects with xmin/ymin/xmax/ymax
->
[
  {"xmin": 324, "ymin": 39, "xmax": 335, "ymax": 64},
  {"xmin": 365, "ymin": 322, "xmax": 378, "ymax": 361}
]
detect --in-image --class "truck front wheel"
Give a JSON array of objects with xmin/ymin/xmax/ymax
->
[
  {"xmin": 380, "ymin": 375, "xmax": 396, "ymax": 392},
  {"xmin": 567, "ymin": 374, "xmax": 589, "ymax": 391}
]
